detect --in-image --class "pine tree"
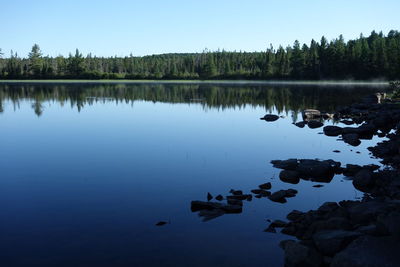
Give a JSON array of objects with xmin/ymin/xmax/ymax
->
[
  {"xmin": 28, "ymin": 44, "xmax": 43, "ymax": 76},
  {"xmin": 67, "ymin": 49, "xmax": 86, "ymax": 76}
]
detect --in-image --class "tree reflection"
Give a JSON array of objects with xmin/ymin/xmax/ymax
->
[{"xmin": 0, "ymin": 83, "xmax": 384, "ymax": 117}]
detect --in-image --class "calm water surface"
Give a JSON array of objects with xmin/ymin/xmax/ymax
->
[{"xmin": 0, "ymin": 83, "xmax": 387, "ymax": 266}]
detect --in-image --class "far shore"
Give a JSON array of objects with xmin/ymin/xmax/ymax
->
[{"xmin": 0, "ymin": 79, "xmax": 390, "ymax": 86}]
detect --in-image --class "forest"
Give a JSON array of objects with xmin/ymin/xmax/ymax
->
[{"xmin": 0, "ymin": 30, "xmax": 399, "ymax": 80}]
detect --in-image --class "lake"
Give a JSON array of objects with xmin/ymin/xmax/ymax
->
[{"xmin": 0, "ymin": 82, "xmax": 387, "ymax": 266}]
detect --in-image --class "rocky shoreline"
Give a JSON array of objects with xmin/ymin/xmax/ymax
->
[
  {"xmin": 274, "ymin": 93, "xmax": 400, "ymax": 266},
  {"xmin": 191, "ymin": 92, "xmax": 400, "ymax": 266}
]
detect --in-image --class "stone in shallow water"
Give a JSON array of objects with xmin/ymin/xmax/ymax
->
[
  {"xmin": 323, "ymin": 125, "xmax": 343, "ymax": 136},
  {"xmin": 261, "ymin": 114, "xmax": 279, "ymax": 121},
  {"xmin": 268, "ymin": 190, "xmax": 288, "ymax": 203},
  {"xmin": 308, "ymin": 120, "xmax": 324, "ymax": 129},
  {"xmin": 271, "ymin": 219, "xmax": 288, "ymax": 228},
  {"xmin": 229, "ymin": 189, "xmax": 243, "ymax": 195},
  {"xmin": 294, "ymin": 121, "xmax": 306, "ymax": 128},
  {"xmin": 264, "ymin": 225, "xmax": 277, "ymax": 233},
  {"xmin": 279, "ymin": 170, "xmax": 300, "ymax": 184},
  {"xmin": 342, "ymin": 133, "xmax": 361, "ymax": 146},
  {"xmin": 259, "ymin": 182, "xmax": 272, "ymax": 190},
  {"xmin": 215, "ymin": 194, "xmax": 223, "ymax": 201},
  {"xmin": 271, "ymin": 159, "xmax": 299, "ymax": 170},
  {"xmin": 155, "ymin": 221, "xmax": 167, "ymax": 226}
]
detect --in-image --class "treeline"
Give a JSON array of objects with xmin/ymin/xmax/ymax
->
[{"xmin": 0, "ymin": 30, "xmax": 399, "ymax": 80}]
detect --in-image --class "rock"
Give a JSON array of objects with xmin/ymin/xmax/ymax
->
[
  {"xmin": 229, "ymin": 189, "xmax": 243, "ymax": 195},
  {"xmin": 285, "ymin": 189, "xmax": 298, "ymax": 198},
  {"xmin": 273, "ymin": 159, "xmax": 341, "ymax": 179},
  {"xmin": 342, "ymin": 133, "xmax": 361, "ymax": 146},
  {"xmin": 198, "ymin": 209, "xmax": 225, "ymax": 221},
  {"xmin": 226, "ymin": 194, "xmax": 251, "ymax": 201},
  {"xmin": 376, "ymin": 211, "xmax": 400, "ymax": 238},
  {"xmin": 262, "ymin": 114, "xmax": 279, "ymax": 121},
  {"xmin": 296, "ymin": 159, "xmax": 341, "ymax": 179},
  {"xmin": 317, "ymin": 202, "xmax": 339, "ymax": 213},
  {"xmin": 251, "ymin": 189, "xmax": 270, "ymax": 196},
  {"xmin": 355, "ymin": 224, "xmax": 379, "ymax": 235},
  {"xmin": 227, "ymin": 198, "xmax": 243, "ymax": 206},
  {"xmin": 215, "ymin": 194, "xmax": 223, "ymax": 201},
  {"xmin": 352, "ymin": 169, "xmax": 374, "ymax": 191},
  {"xmin": 281, "ymin": 225, "xmax": 297, "ymax": 236},
  {"xmin": 281, "ymin": 240, "xmax": 323, "ymax": 267},
  {"xmin": 347, "ymin": 201, "xmax": 388, "ymax": 224},
  {"xmin": 331, "ymin": 236, "xmax": 400, "ymax": 267},
  {"xmin": 340, "ymin": 120, "xmax": 354, "ymax": 125},
  {"xmin": 279, "ymin": 170, "xmax": 300, "ymax": 184},
  {"xmin": 271, "ymin": 219, "xmax": 288, "ymax": 228},
  {"xmin": 268, "ymin": 190, "xmax": 288, "ymax": 203},
  {"xmin": 271, "ymin": 159, "xmax": 299, "ymax": 170},
  {"xmin": 308, "ymin": 120, "xmax": 324, "ymax": 129},
  {"xmin": 302, "ymin": 109, "xmax": 321, "ymax": 119},
  {"xmin": 264, "ymin": 225, "xmax": 277, "ymax": 233},
  {"xmin": 251, "ymin": 189, "xmax": 263, "ymax": 194},
  {"xmin": 259, "ymin": 182, "xmax": 272, "ymax": 190},
  {"xmin": 287, "ymin": 210, "xmax": 305, "ymax": 222},
  {"xmin": 343, "ymin": 164, "xmax": 363, "ymax": 176},
  {"xmin": 322, "ymin": 217, "xmax": 352, "ymax": 231},
  {"xmin": 294, "ymin": 121, "xmax": 306, "ymax": 128},
  {"xmin": 207, "ymin": 192, "xmax": 213, "ymax": 201},
  {"xmin": 219, "ymin": 204, "xmax": 242, "ymax": 213},
  {"xmin": 312, "ymin": 230, "xmax": 362, "ymax": 256},
  {"xmin": 191, "ymin": 201, "xmax": 222, "ymax": 211},
  {"xmin": 191, "ymin": 200, "xmax": 242, "ymax": 213},
  {"xmin": 323, "ymin": 125, "xmax": 343, "ymax": 136}
]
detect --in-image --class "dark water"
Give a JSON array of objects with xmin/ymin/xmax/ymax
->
[{"xmin": 0, "ymin": 82, "xmax": 387, "ymax": 266}]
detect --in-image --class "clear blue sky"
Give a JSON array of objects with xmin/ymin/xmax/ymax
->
[{"xmin": 1, "ymin": 0, "xmax": 399, "ymax": 57}]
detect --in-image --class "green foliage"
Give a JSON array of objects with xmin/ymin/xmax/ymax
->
[
  {"xmin": 28, "ymin": 44, "xmax": 42, "ymax": 76},
  {"xmin": 0, "ymin": 30, "xmax": 400, "ymax": 80},
  {"xmin": 67, "ymin": 49, "xmax": 86, "ymax": 76}
]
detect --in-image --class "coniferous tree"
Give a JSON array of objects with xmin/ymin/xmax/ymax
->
[{"xmin": 28, "ymin": 44, "xmax": 43, "ymax": 76}]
